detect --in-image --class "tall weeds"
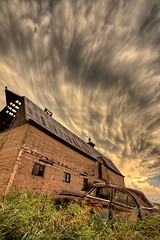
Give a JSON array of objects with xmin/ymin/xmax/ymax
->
[{"xmin": 0, "ymin": 191, "xmax": 159, "ymax": 239}]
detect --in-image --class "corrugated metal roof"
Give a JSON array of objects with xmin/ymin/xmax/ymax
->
[{"xmin": 3, "ymin": 89, "xmax": 123, "ymax": 176}]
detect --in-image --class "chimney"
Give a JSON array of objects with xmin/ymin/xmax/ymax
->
[{"xmin": 87, "ymin": 138, "xmax": 95, "ymax": 148}]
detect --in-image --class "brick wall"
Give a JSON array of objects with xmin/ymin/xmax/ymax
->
[
  {"xmin": 0, "ymin": 119, "xmax": 124, "ymax": 194},
  {"xmin": 0, "ymin": 102, "xmax": 28, "ymax": 194},
  {"xmin": 107, "ymin": 168, "xmax": 125, "ymax": 187},
  {"xmin": 12, "ymin": 124, "xmax": 104, "ymax": 193},
  {"xmin": 0, "ymin": 124, "xmax": 28, "ymax": 194}
]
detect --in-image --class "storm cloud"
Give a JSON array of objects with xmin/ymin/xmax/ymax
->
[{"xmin": 0, "ymin": 0, "xmax": 160, "ymax": 201}]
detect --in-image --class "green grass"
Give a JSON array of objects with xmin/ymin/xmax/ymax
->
[{"xmin": 0, "ymin": 191, "xmax": 160, "ymax": 240}]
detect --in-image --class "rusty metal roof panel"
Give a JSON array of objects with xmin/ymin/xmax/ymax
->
[
  {"xmin": 1, "ymin": 89, "xmax": 123, "ymax": 176},
  {"xmin": 25, "ymin": 97, "xmax": 95, "ymax": 153},
  {"xmin": 98, "ymin": 153, "xmax": 122, "ymax": 175},
  {"xmin": 0, "ymin": 90, "xmax": 114, "ymax": 175},
  {"xmin": 23, "ymin": 97, "xmax": 123, "ymax": 176}
]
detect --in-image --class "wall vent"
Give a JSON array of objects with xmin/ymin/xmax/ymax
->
[{"xmin": 44, "ymin": 108, "xmax": 52, "ymax": 117}]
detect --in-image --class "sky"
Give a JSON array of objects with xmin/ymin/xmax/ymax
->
[{"xmin": 0, "ymin": 0, "xmax": 160, "ymax": 203}]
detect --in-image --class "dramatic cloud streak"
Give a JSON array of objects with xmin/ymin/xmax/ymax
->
[{"xmin": 0, "ymin": 0, "xmax": 159, "ymax": 202}]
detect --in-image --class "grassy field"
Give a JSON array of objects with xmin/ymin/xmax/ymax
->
[{"xmin": 0, "ymin": 191, "xmax": 160, "ymax": 240}]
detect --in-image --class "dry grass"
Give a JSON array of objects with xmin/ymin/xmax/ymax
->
[{"xmin": 0, "ymin": 190, "xmax": 160, "ymax": 239}]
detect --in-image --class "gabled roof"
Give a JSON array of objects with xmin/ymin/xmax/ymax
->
[{"xmin": 0, "ymin": 89, "xmax": 123, "ymax": 176}]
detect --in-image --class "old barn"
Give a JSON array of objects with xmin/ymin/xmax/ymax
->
[{"xmin": 0, "ymin": 88, "xmax": 124, "ymax": 194}]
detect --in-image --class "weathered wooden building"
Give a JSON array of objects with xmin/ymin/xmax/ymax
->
[{"xmin": 0, "ymin": 88, "xmax": 124, "ymax": 195}]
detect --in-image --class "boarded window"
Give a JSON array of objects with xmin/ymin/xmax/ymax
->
[
  {"xmin": 63, "ymin": 172, "xmax": 70, "ymax": 183},
  {"xmin": 32, "ymin": 163, "xmax": 45, "ymax": 177}
]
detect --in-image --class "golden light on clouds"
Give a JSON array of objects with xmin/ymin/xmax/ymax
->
[{"xmin": 125, "ymin": 177, "xmax": 160, "ymax": 203}]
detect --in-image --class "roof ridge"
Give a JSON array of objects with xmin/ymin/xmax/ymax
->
[{"xmin": 4, "ymin": 88, "xmax": 123, "ymax": 176}]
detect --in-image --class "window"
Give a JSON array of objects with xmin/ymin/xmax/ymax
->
[
  {"xmin": 89, "ymin": 187, "xmax": 111, "ymax": 200},
  {"xmin": 82, "ymin": 178, "xmax": 88, "ymax": 191},
  {"xmin": 63, "ymin": 172, "xmax": 71, "ymax": 183},
  {"xmin": 90, "ymin": 187, "xmax": 97, "ymax": 197},
  {"xmin": 96, "ymin": 187, "xmax": 110, "ymax": 200},
  {"xmin": 83, "ymin": 178, "xmax": 88, "ymax": 186},
  {"xmin": 98, "ymin": 163, "xmax": 102, "ymax": 179},
  {"xmin": 113, "ymin": 190, "xmax": 136, "ymax": 208},
  {"xmin": 32, "ymin": 163, "xmax": 45, "ymax": 177}
]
